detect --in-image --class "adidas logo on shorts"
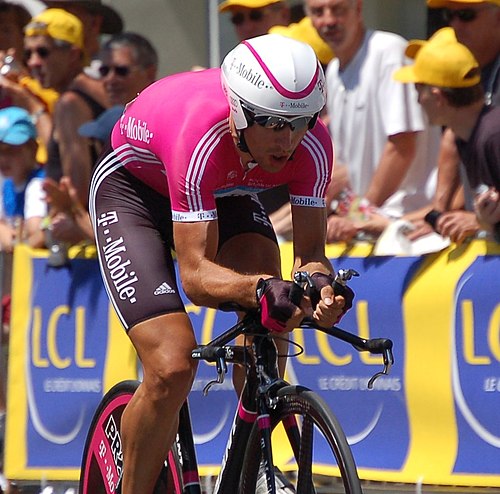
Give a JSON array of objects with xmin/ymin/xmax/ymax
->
[{"xmin": 154, "ymin": 282, "xmax": 176, "ymax": 295}]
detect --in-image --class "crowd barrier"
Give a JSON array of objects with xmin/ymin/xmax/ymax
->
[{"xmin": 4, "ymin": 240, "xmax": 500, "ymax": 486}]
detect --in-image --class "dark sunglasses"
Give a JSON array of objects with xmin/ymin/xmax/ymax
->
[
  {"xmin": 98, "ymin": 64, "xmax": 134, "ymax": 77},
  {"xmin": 442, "ymin": 8, "xmax": 484, "ymax": 23},
  {"xmin": 243, "ymin": 107, "xmax": 318, "ymax": 132},
  {"xmin": 231, "ymin": 10, "xmax": 264, "ymax": 25},
  {"xmin": 24, "ymin": 46, "xmax": 51, "ymax": 60}
]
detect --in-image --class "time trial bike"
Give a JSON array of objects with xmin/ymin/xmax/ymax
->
[{"xmin": 79, "ymin": 269, "xmax": 394, "ymax": 494}]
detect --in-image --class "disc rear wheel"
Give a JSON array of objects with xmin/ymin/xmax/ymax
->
[{"xmin": 79, "ymin": 380, "xmax": 183, "ymax": 494}]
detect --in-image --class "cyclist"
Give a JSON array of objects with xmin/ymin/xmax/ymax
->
[{"xmin": 89, "ymin": 33, "xmax": 353, "ymax": 494}]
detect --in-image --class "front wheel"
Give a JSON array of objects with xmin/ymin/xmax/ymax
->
[
  {"xmin": 239, "ymin": 385, "xmax": 362, "ymax": 494},
  {"xmin": 79, "ymin": 380, "xmax": 183, "ymax": 494}
]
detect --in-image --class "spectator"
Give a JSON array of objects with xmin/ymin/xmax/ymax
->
[
  {"xmin": 427, "ymin": 0, "xmax": 499, "ymax": 106},
  {"xmin": 406, "ymin": 0, "xmax": 500, "ymax": 242},
  {"xmin": 43, "ymin": 32, "xmax": 159, "ymax": 247},
  {"xmin": 305, "ymin": 0, "xmax": 441, "ymax": 243},
  {"xmin": 42, "ymin": 104, "xmax": 125, "ymax": 244},
  {"xmin": 394, "ymin": 34, "xmax": 500, "ymax": 243},
  {"xmin": 98, "ymin": 32, "xmax": 158, "ymax": 106},
  {"xmin": 220, "ymin": 0, "xmax": 290, "ymax": 41},
  {"xmin": 0, "ymin": 106, "xmax": 46, "ymax": 251},
  {"xmin": 43, "ymin": 0, "xmax": 123, "ymax": 59},
  {"xmin": 269, "ymin": 15, "xmax": 334, "ymax": 67},
  {"xmin": 23, "ymin": 8, "xmax": 108, "ymax": 246}
]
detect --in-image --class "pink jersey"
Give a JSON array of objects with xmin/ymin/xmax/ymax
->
[{"xmin": 111, "ymin": 68, "xmax": 334, "ymax": 222}]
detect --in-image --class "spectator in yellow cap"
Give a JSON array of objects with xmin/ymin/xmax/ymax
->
[
  {"xmin": 405, "ymin": 0, "xmax": 499, "ymax": 243},
  {"xmin": 43, "ymin": 0, "xmax": 123, "ymax": 59},
  {"xmin": 219, "ymin": 0, "xmax": 290, "ymax": 40},
  {"xmin": 24, "ymin": 7, "xmax": 84, "ymax": 92},
  {"xmin": 394, "ymin": 36, "xmax": 500, "ymax": 243},
  {"xmin": 25, "ymin": 8, "xmax": 109, "ymax": 249},
  {"xmin": 269, "ymin": 16, "xmax": 334, "ymax": 66},
  {"xmin": 426, "ymin": 0, "xmax": 499, "ymax": 106}
]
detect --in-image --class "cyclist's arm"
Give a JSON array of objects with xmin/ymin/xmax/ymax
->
[
  {"xmin": 173, "ymin": 220, "xmax": 268, "ymax": 309},
  {"xmin": 291, "ymin": 205, "xmax": 333, "ymax": 276},
  {"xmin": 291, "ymin": 205, "xmax": 349, "ymax": 325}
]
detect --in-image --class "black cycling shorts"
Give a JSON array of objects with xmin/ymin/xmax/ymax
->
[{"xmin": 90, "ymin": 157, "xmax": 277, "ymax": 331}]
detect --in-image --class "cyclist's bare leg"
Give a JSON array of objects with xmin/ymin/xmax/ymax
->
[
  {"xmin": 121, "ymin": 312, "xmax": 198, "ymax": 494},
  {"xmin": 216, "ymin": 232, "xmax": 288, "ymax": 395}
]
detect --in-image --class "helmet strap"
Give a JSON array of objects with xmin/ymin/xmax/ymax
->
[{"xmin": 236, "ymin": 129, "xmax": 250, "ymax": 153}]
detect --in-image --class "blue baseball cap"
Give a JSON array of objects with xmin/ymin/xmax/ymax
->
[
  {"xmin": 79, "ymin": 105, "xmax": 124, "ymax": 142},
  {"xmin": 0, "ymin": 107, "xmax": 37, "ymax": 145}
]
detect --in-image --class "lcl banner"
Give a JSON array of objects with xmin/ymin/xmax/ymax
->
[{"xmin": 4, "ymin": 241, "xmax": 500, "ymax": 486}]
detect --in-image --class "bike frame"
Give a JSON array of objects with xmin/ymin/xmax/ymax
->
[{"xmin": 176, "ymin": 318, "xmax": 291, "ymax": 494}]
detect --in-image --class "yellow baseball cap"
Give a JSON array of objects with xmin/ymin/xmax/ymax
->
[
  {"xmin": 427, "ymin": 0, "xmax": 500, "ymax": 7},
  {"xmin": 219, "ymin": 0, "xmax": 284, "ymax": 13},
  {"xmin": 394, "ymin": 38, "xmax": 480, "ymax": 88},
  {"xmin": 24, "ymin": 8, "xmax": 84, "ymax": 49},
  {"xmin": 269, "ymin": 17, "xmax": 334, "ymax": 65},
  {"xmin": 404, "ymin": 27, "xmax": 456, "ymax": 59}
]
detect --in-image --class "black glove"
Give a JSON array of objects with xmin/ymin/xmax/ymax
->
[{"xmin": 256, "ymin": 278, "xmax": 297, "ymax": 333}]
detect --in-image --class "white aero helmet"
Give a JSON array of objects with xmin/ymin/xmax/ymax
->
[{"xmin": 221, "ymin": 34, "xmax": 326, "ymax": 130}]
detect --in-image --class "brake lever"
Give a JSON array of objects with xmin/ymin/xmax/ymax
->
[
  {"xmin": 202, "ymin": 356, "xmax": 228, "ymax": 395},
  {"xmin": 334, "ymin": 268, "xmax": 360, "ymax": 287},
  {"xmin": 367, "ymin": 346, "xmax": 394, "ymax": 389},
  {"xmin": 289, "ymin": 271, "xmax": 314, "ymax": 306}
]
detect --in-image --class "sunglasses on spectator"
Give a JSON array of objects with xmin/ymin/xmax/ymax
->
[
  {"xmin": 442, "ymin": 7, "xmax": 486, "ymax": 23},
  {"xmin": 231, "ymin": 10, "xmax": 264, "ymax": 25},
  {"xmin": 243, "ymin": 107, "xmax": 318, "ymax": 132},
  {"xmin": 99, "ymin": 64, "xmax": 136, "ymax": 77},
  {"xmin": 24, "ymin": 46, "xmax": 51, "ymax": 60}
]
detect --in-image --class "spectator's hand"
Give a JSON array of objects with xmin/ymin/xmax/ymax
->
[
  {"xmin": 50, "ymin": 211, "xmax": 87, "ymax": 244},
  {"xmin": 355, "ymin": 213, "xmax": 390, "ymax": 237},
  {"xmin": 0, "ymin": 74, "xmax": 39, "ymax": 111},
  {"xmin": 43, "ymin": 177, "xmax": 73, "ymax": 214},
  {"xmin": 326, "ymin": 215, "xmax": 358, "ymax": 243},
  {"xmin": 474, "ymin": 187, "xmax": 500, "ymax": 228},
  {"xmin": 405, "ymin": 218, "xmax": 434, "ymax": 241},
  {"xmin": 435, "ymin": 210, "xmax": 480, "ymax": 244},
  {"xmin": 44, "ymin": 177, "xmax": 94, "ymax": 244}
]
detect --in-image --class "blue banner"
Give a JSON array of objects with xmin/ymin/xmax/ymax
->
[{"xmin": 5, "ymin": 241, "xmax": 500, "ymax": 486}]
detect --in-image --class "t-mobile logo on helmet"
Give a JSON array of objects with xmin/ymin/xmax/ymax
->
[
  {"xmin": 232, "ymin": 61, "xmax": 267, "ymax": 90},
  {"xmin": 280, "ymin": 102, "xmax": 309, "ymax": 109}
]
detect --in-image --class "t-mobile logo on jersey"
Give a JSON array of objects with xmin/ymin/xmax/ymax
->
[{"xmin": 121, "ymin": 116, "xmax": 153, "ymax": 144}]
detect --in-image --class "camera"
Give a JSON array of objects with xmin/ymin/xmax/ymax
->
[{"xmin": 0, "ymin": 55, "xmax": 22, "ymax": 78}]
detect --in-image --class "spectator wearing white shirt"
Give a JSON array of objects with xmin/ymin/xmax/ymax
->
[{"xmin": 305, "ymin": 0, "xmax": 441, "ymax": 243}]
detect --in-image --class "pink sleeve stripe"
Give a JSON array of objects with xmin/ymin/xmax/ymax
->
[{"xmin": 242, "ymin": 40, "xmax": 319, "ymax": 100}]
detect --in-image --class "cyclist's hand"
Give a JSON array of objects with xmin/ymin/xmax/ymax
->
[
  {"xmin": 256, "ymin": 278, "xmax": 303, "ymax": 333},
  {"xmin": 309, "ymin": 273, "xmax": 354, "ymax": 326}
]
